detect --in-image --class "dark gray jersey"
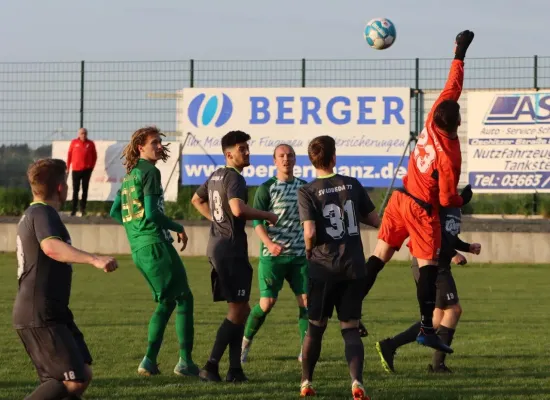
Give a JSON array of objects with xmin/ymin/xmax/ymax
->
[
  {"xmin": 196, "ymin": 167, "xmax": 249, "ymax": 258},
  {"xmin": 298, "ymin": 174, "xmax": 375, "ymax": 280},
  {"xmin": 13, "ymin": 203, "xmax": 73, "ymax": 329}
]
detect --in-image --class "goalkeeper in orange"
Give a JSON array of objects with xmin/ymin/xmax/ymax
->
[{"xmin": 360, "ymin": 30, "xmax": 475, "ymax": 354}]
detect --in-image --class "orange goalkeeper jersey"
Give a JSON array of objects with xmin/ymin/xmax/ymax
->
[{"xmin": 403, "ymin": 59, "xmax": 465, "ymax": 210}]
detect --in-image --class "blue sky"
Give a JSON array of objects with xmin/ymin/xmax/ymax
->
[{"xmin": 0, "ymin": 0, "xmax": 547, "ymax": 62}]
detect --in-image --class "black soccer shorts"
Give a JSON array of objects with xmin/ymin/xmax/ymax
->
[
  {"xmin": 209, "ymin": 254, "xmax": 253, "ymax": 303},
  {"xmin": 17, "ymin": 320, "xmax": 92, "ymax": 383},
  {"xmin": 307, "ymin": 277, "xmax": 366, "ymax": 322},
  {"xmin": 411, "ymin": 264, "xmax": 459, "ymax": 309}
]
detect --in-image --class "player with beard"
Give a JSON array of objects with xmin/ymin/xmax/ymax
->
[{"xmin": 191, "ymin": 130, "xmax": 278, "ymax": 383}]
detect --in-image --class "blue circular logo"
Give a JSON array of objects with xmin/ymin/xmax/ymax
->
[{"xmin": 188, "ymin": 93, "xmax": 233, "ymax": 128}]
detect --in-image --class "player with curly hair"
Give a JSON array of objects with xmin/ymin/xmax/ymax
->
[{"xmin": 110, "ymin": 126, "xmax": 198, "ymax": 378}]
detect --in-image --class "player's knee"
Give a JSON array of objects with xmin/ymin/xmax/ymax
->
[
  {"xmin": 63, "ymin": 378, "xmax": 90, "ymax": 396},
  {"xmin": 175, "ymin": 292, "xmax": 194, "ymax": 312},
  {"xmin": 340, "ymin": 326, "xmax": 362, "ymax": 345},
  {"xmin": 373, "ymin": 240, "xmax": 394, "ymax": 263},
  {"xmin": 307, "ymin": 321, "xmax": 327, "ymax": 340},
  {"xmin": 449, "ymin": 303, "xmax": 462, "ymax": 318},
  {"xmin": 260, "ymin": 297, "xmax": 276, "ymax": 313}
]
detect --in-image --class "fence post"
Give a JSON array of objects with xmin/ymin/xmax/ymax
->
[
  {"xmin": 190, "ymin": 59, "xmax": 195, "ymax": 88},
  {"xmin": 534, "ymin": 55, "xmax": 538, "ymax": 91},
  {"xmin": 80, "ymin": 60, "xmax": 85, "ymax": 128},
  {"xmin": 301, "ymin": 58, "xmax": 306, "ymax": 87}
]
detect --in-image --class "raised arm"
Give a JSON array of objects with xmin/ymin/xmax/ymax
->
[{"xmin": 427, "ymin": 30, "xmax": 474, "ymax": 122}]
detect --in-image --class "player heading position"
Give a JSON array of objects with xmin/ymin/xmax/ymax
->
[
  {"xmin": 361, "ymin": 30, "xmax": 475, "ymax": 353},
  {"xmin": 297, "ymin": 135, "xmax": 379, "ymax": 400},
  {"xmin": 376, "ymin": 205, "xmax": 481, "ymax": 374},
  {"xmin": 14, "ymin": 159, "xmax": 118, "ymax": 400},
  {"xmin": 110, "ymin": 126, "xmax": 198, "ymax": 377},
  {"xmin": 191, "ymin": 130, "xmax": 278, "ymax": 383},
  {"xmin": 241, "ymin": 144, "xmax": 309, "ymax": 364}
]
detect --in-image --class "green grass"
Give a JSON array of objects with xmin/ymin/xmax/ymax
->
[{"xmin": 0, "ymin": 254, "xmax": 549, "ymax": 399}]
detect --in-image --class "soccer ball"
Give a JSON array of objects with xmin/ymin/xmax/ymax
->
[{"xmin": 364, "ymin": 18, "xmax": 396, "ymax": 50}]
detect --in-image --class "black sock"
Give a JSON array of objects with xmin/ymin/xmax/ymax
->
[
  {"xmin": 432, "ymin": 325, "xmax": 455, "ymax": 367},
  {"xmin": 208, "ymin": 318, "xmax": 236, "ymax": 365},
  {"xmin": 342, "ymin": 328, "xmax": 364, "ymax": 384},
  {"xmin": 417, "ymin": 265, "xmax": 438, "ymax": 330},
  {"xmin": 391, "ymin": 321, "xmax": 422, "ymax": 349},
  {"xmin": 301, "ymin": 323, "xmax": 326, "ymax": 382},
  {"xmin": 25, "ymin": 379, "xmax": 69, "ymax": 400},
  {"xmin": 228, "ymin": 322, "xmax": 245, "ymax": 370},
  {"xmin": 363, "ymin": 256, "xmax": 385, "ymax": 298}
]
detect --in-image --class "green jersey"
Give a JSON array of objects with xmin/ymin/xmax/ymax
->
[
  {"xmin": 253, "ymin": 176, "xmax": 307, "ymax": 259},
  {"xmin": 119, "ymin": 159, "xmax": 172, "ymax": 252}
]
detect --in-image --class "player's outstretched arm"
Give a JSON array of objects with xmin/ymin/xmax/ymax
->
[
  {"xmin": 427, "ymin": 30, "xmax": 474, "ymax": 121},
  {"xmin": 229, "ymin": 199, "xmax": 277, "ymax": 225},
  {"xmin": 454, "ymin": 235, "xmax": 471, "ymax": 253},
  {"xmin": 109, "ymin": 191, "xmax": 123, "ymax": 225},
  {"xmin": 191, "ymin": 193, "xmax": 212, "ymax": 221},
  {"xmin": 41, "ymin": 238, "xmax": 118, "ymax": 272}
]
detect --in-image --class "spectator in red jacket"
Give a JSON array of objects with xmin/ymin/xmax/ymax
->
[{"xmin": 67, "ymin": 128, "xmax": 97, "ymax": 216}]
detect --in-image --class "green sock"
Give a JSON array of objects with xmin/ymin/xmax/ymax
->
[
  {"xmin": 176, "ymin": 294, "xmax": 194, "ymax": 364},
  {"xmin": 146, "ymin": 301, "xmax": 176, "ymax": 362},
  {"xmin": 244, "ymin": 304, "xmax": 267, "ymax": 340},
  {"xmin": 299, "ymin": 307, "xmax": 308, "ymax": 346}
]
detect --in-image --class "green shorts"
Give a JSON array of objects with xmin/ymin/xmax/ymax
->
[
  {"xmin": 258, "ymin": 256, "xmax": 308, "ymax": 299},
  {"xmin": 132, "ymin": 242, "xmax": 191, "ymax": 303}
]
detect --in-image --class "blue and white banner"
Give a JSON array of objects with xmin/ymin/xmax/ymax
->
[
  {"xmin": 467, "ymin": 92, "xmax": 550, "ymax": 193},
  {"xmin": 178, "ymin": 88, "xmax": 411, "ymax": 186}
]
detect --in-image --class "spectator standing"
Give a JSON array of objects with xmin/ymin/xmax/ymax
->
[{"xmin": 67, "ymin": 128, "xmax": 97, "ymax": 216}]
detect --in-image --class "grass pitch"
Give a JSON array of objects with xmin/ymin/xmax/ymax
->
[{"xmin": 0, "ymin": 253, "xmax": 549, "ymax": 400}]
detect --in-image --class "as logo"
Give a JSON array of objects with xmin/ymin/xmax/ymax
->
[
  {"xmin": 188, "ymin": 93, "xmax": 233, "ymax": 128},
  {"xmin": 483, "ymin": 94, "xmax": 550, "ymax": 125}
]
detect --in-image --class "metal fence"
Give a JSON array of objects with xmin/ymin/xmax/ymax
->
[
  {"xmin": 1, "ymin": 56, "xmax": 549, "ymax": 147},
  {"xmin": 1, "ymin": 56, "xmax": 549, "ymax": 214}
]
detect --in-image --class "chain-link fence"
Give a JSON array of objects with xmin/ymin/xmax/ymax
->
[{"xmin": 1, "ymin": 56, "xmax": 549, "ymax": 215}]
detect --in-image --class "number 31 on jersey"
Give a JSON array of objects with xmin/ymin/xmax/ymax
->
[{"xmin": 323, "ymin": 200, "xmax": 358, "ymax": 239}]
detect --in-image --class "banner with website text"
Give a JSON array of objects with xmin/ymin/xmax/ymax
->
[
  {"xmin": 177, "ymin": 88, "xmax": 411, "ymax": 186},
  {"xmin": 52, "ymin": 141, "xmax": 180, "ymax": 201},
  {"xmin": 467, "ymin": 91, "xmax": 550, "ymax": 193}
]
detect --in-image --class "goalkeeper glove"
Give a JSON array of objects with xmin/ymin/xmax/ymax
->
[
  {"xmin": 460, "ymin": 184, "xmax": 473, "ymax": 205},
  {"xmin": 454, "ymin": 30, "xmax": 475, "ymax": 61}
]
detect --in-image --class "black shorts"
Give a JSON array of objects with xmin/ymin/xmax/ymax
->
[
  {"xmin": 209, "ymin": 254, "xmax": 253, "ymax": 303},
  {"xmin": 411, "ymin": 264, "xmax": 459, "ymax": 309},
  {"xmin": 17, "ymin": 320, "xmax": 92, "ymax": 383},
  {"xmin": 307, "ymin": 278, "xmax": 366, "ymax": 322}
]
